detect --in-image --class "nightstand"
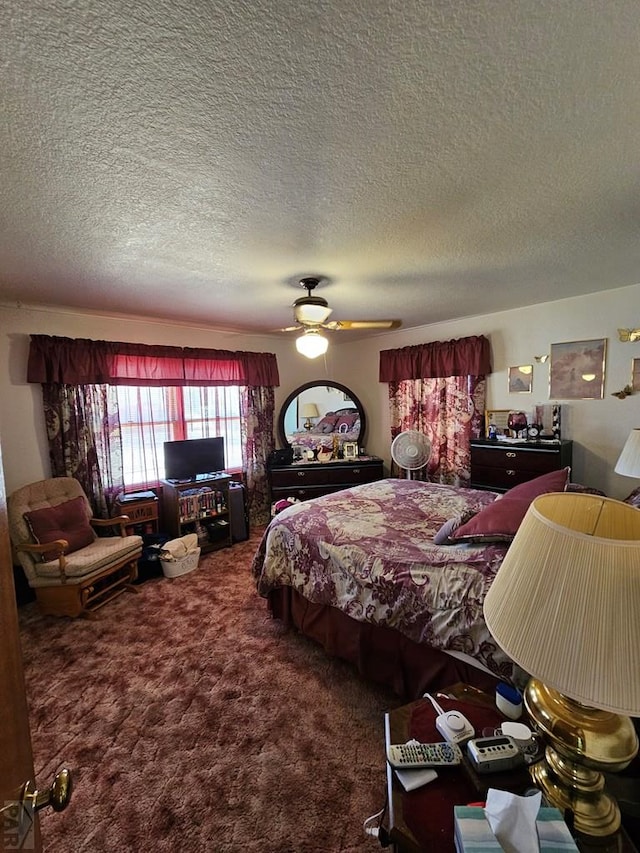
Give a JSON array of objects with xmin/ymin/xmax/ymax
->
[
  {"xmin": 114, "ymin": 490, "xmax": 159, "ymax": 535},
  {"xmin": 382, "ymin": 684, "xmax": 638, "ymax": 852}
]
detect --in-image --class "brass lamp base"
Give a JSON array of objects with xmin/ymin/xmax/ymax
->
[{"xmin": 525, "ymin": 679, "xmax": 639, "ymax": 837}]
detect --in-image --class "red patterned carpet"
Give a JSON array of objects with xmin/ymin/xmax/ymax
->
[{"xmin": 18, "ymin": 530, "xmax": 399, "ymax": 852}]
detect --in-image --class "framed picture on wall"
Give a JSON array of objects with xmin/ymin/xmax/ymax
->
[
  {"xmin": 633, "ymin": 358, "xmax": 640, "ymax": 393},
  {"xmin": 549, "ymin": 339, "xmax": 606, "ymax": 400},
  {"xmin": 508, "ymin": 365, "xmax": 533, "ymax": 393}
]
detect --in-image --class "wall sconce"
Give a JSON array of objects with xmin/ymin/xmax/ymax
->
[
  {"xmin": 618, "ymin": 329, "xmax": 640, "ymax": 343},
  {"xmin": 612, "ymin": 385, "xmax": 634, "ymax": 400},
  {"xmin": 534, "ymin": 355, "xmax": 549, "ymax": 363}
]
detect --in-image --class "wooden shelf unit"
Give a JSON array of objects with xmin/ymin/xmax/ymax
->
[{"xmin": 160, "ymin": 474, "xmax": 233, "ymax": 552}]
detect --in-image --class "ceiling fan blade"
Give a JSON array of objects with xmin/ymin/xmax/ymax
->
[
  {"xmin": 324, "ymin": 319, "xmax": 402, "ymax": 331},
  {"xmin": 277, "ymin": 325, "xmax": 303, "ymax": 333}
]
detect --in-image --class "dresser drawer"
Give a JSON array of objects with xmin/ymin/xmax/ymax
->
[
  {"xmin": 269, "ymin": 458, "xmax": 385, "ymax": 503},
  {"xmin": 270, "ymin": 467, "xmax": 330, "ymax": 488},
  {"xmin": 470, "ymin": 440, "xmax": 572, "ymax": 492},
  {"xmin": 471, "ymin": 446, "xmax": 560, "ymax": 474},
  {"xmin": 470, "ymin": 464, "xmax": 545, "ymax": 490},
  {"xmin": 336, "ymin": 463, "xmax": 384, "ymax": 485},
  {"xmin": 272, "ymin": 485, "xmax": 328, "ymax": 501}
]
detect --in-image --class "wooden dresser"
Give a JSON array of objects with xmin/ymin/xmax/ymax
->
[
  {"xmin": 269, "ymin": 457, "xmax": 384, "ymax": 503},
  {"xmin": 470, "ymin": 439, "xmax": 573, "ymax": 492}
]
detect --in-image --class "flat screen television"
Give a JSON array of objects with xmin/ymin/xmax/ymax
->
[{"xmin": 163, "ymin": 437, "xmax": 226, "ymax": 481}]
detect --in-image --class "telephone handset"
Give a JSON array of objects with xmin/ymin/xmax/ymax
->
[{"xmin": 424, "ymin": 694, "xmax": 475, "ymax": 745}]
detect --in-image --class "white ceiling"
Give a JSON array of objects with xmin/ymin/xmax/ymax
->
[{"xmin": 2, "ymin": 0, "xmax": 640, "ymax": 340}]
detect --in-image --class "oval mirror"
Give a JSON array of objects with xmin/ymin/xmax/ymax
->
[{"xmin": 277, "ymin": 381, "xmax": 366, "ymax": 451}]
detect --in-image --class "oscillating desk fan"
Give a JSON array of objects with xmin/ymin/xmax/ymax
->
[{"xmin": 390, "ymin": 430, "xmax": 431, "ymax": 479}]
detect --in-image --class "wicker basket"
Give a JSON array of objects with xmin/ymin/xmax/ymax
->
[{"xmin": 161, "ymin": 547, "xmax": 201, "ymax": 579}]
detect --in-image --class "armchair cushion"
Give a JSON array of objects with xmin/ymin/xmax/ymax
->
[{"xmin": 24, "ymin": 496, "xmax": 95, "ymax": 559}]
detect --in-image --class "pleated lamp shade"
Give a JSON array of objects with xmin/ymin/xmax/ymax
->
[
  {"xmin": 483, "ymin": 492, "xmax": 640, "ymax": 716},
  {"xmin": 615, "ymin": 428, "xmax": 640, "ymax": 478}
]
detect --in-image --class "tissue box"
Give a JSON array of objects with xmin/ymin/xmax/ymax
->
[{"xmin": 454, "ymin": 806, "xmax": 579, "ymax": 852}]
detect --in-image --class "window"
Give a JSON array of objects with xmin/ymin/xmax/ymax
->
[{"xmin": 116, "ymin": 385, "xmax": 242, "ymax": 488}]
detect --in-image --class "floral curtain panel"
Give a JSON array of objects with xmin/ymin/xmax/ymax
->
[
  {"xmin": 42, "ymin": 383, "xmax": 123, "ymax": 515},
  {"xmin": 381, "ymin": 335, "xmax": 491, "ymax": 484}
]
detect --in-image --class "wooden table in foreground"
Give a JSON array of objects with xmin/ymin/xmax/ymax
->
[{"xmin": 383, "ymin": 683, "xmax": 638, "ymax": 853}]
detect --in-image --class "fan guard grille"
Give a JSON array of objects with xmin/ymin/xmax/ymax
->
[{"xmin": 391, "ymin": 430, "xmax": 431, "ymax": 471}]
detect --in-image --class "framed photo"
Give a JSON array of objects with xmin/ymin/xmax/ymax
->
[
  {"xmin": 633, "ymin": 358, "xmax": 640, "ymax": 393},
  {"xmin": 508, "ymin": 365, "xmax": 533, "ymax": 394},
  {"xmin": 549, "ymin": 339, "xmax": 606, "ymax": 400},
  {"xmin": 484, "ymin": 409, "xmax": 511, "ymax": 437},
  {"xmin": 342, "ymin": 442, "xmax": 358, "ymax": 459}
]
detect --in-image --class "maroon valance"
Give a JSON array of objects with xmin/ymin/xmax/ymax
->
[
  {"xmin": 379, "ymin": 335, "xmax": 492, "ymax": 382},
  {"xmin": 27, "ymin": 336, "xmax": 280, "ymax": 388}
]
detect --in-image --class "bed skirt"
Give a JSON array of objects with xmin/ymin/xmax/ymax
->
[{"xmin": 266, "ymin": 587, "xmax": 501, "ymax": 700}]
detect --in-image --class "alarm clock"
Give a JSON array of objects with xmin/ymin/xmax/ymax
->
[{"xmin": 527, "ymin": 424, "xmax": 541, "ymax": 439}]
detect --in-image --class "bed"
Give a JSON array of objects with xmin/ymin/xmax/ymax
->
[
  {"xmin": 287, "ymin": 407, "xmax": 361, "ymax": 452},
  {"xmin": 251, "ymin": 477, "xmax": 539, "ymax": 699}
]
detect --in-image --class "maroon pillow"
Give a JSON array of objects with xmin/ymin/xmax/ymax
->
[
  {"xmin": 335, "ymin": 414, "xmax": 358, "ymax": 433},
  {"xmin": 313, "ymin": 415, "xmax": 339, "ymax": 434},
  {"xmin": 433, "ymin": 511, "xmax": 476, "ymax": 545},
  {"xmin": 24, "ymin": 496, "xmax": 95, "ymax": 559},
  {"xmin": 450, "ymin": 467, "xmax": 571, "ymax": 544},
  {"xmin": 497, "ymin": 467, "xmax": 571, "ymax": 502},
  {"xmin": 447, "ymin": 498, "xmax": 535, "ymax": 543}
]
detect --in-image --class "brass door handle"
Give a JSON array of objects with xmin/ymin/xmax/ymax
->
[{"xmin": 22, "ymin": 768, "xmax": 73, "ymax": 813}]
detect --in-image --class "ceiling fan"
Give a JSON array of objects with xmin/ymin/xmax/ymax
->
[{"xmin": 281, "ymin": 277, "xmax": 401, "ymax": 358}]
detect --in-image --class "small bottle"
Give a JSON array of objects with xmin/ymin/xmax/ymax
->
[{"xmin": 488, "ymin": 424, "xmax": 497, "ymax": 440}]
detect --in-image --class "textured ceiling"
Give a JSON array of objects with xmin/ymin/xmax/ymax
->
[{"xmin": 2, "ymin": 0, "xmax": 640, "ymax": 339}]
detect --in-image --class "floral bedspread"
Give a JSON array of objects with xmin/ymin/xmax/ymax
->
[{"xmin": 251, "ymin": 478, "xmax": 516, "ymax": 680}]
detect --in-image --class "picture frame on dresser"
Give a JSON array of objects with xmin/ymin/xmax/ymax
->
[
  {"xmin": 484, "ymin": 409, "xmax": 511, "ymax": 437},
  {"xmin": 342, "ymin": 442, "xmax": 358, "ymax": 459}
]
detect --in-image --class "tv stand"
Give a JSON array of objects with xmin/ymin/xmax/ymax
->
[{"xmin": 160, "ymin": 474, "xmax": 233, "ymax": 552}]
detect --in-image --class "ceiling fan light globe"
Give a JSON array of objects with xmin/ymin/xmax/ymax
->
[{"xmin": 296, "ymin": 331, "xmax": 329, "ymax": 359}]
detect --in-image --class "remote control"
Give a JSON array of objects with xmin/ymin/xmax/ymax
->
[{"xmin": 387, "ymin": 740, "xmax": 463, "ymax": 769}]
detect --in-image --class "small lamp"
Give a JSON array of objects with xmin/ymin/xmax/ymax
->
[
  {"xmin": 615, "ymin": 428, "xmax": 640, "ymax": 479},
  {"xmin": 300, "ymin": 403, "xmax": 319, "ymax": 431},
  {"xmin": 296, "ymin": 330, "xmax": 329, "ymax": 359},
  {"xmin": 484, "ymin": 492, "xmax": 640, "ymax": 837}
]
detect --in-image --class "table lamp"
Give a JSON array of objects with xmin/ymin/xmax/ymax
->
[
  {"xmin": 615, "ymin": 428, "xmax": 640, "ymax": 479},
  {"xmin": 300, "ymin": 403, "xmax": 319, "ymax": 431},
  {"xmin": 483, "ymin": 492, "xmax": 640, "ymax": 837}
]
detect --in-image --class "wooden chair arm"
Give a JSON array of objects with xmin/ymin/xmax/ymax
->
[
  {"xmin": 91, "ymin": 515, "xmax": 129, "ymax": 537},
  {"xmin": 18, "ymin": 539, "xmax": 69, "ymax": 557},
  {"xmin": 18, "ymin": 540, "xmax": 69, "ymax": 580}
]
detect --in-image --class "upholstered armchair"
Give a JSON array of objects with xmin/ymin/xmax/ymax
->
[{"xmin": 8, "ymin": 477, "xmax": 143, "ymax": 617}]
